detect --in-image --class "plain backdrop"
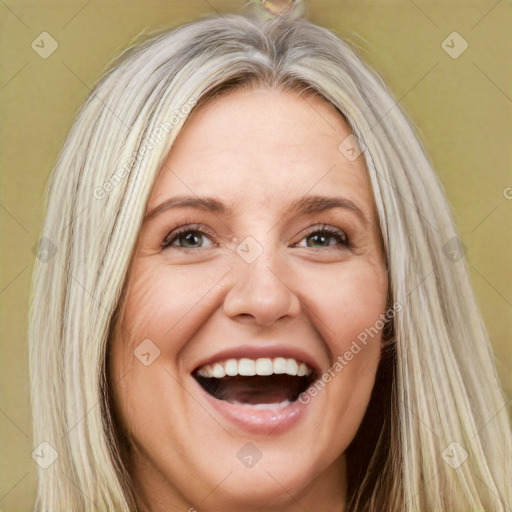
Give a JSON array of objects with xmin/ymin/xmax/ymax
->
[{"xmin": 1, "ymin": 1, "xmax": 510, "ymax": 509}]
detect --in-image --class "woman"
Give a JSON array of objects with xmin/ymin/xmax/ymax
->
[{"xmin": 28, "ymin": 9, "xmax": 511, "ymax": 512}]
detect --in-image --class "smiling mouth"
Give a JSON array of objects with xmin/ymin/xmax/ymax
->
[{"xmin": 193, "ymin": 357, "xmax": 317, "ymax": 408}]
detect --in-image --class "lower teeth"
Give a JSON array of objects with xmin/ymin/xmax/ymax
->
[{"xmin": 229, "ymin": 399, "xmax": 292, "ymax": 409}]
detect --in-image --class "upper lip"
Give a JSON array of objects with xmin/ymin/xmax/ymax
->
[{"xmin": 191, "ymin": 343, "xmax": 322, "ymax": 377}]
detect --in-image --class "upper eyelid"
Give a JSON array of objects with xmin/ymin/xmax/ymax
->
[
  {"xmin": 295, "ymin": 225, "xmax": 348, "ymax": 246},
  {"xmin": 161, "ymin": 223, "xmax": 216, "ymax": 247},
  {"xmin": 161, "ymin": 223, "xmax": 348, "ymax": 248}
]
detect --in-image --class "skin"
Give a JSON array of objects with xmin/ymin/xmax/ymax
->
[{"xmin": 109, "ymin": 86, "xmax": 388, "ymax": 512}]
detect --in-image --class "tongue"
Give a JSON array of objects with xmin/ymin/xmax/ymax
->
[{"xmin": 214, "ymin": 375, "xmax": 300, "ymax": 404}]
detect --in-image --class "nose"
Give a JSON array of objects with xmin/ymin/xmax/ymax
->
[{"xmin": 222, "ymin": 254, "xmax": 301, "ymax": 327}]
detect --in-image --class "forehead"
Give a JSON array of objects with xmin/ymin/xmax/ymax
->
[{"xmin": 148, "ymin": 87, "xmax": 373, "ymax": 215}]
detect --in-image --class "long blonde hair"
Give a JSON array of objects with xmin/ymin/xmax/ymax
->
[{"xmin": 28, "ymin": 12, "xmax": 511, "ymax": 511}]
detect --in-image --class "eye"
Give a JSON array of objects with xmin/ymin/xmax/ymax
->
[
  {"xmin": 161, "ymin": 223, "xmax": 348, "ymax": 251},
  {"xmin": 295, "ymin": 225, "xmax": 349, "ymax": 249},
  {"xmin": 161, "ymin": 224, "xmax": 215, "ymax": 250}
]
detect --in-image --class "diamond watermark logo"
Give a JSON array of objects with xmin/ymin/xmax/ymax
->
[
  {"xmin": 236, "ymin": 236, "xmax": 264, "ymax": 264},
  {"xmin": 338, "ymin": 134, "xmax": 366, "ymax": 161},
  {"xmin": 31, "ymin": 441, "xmax": 58, "ymax": 469},
  {"xmin": 32, "ymin": 237, "xmax": 57, "ymax": 263},
  {"xmin": 442, "ymin": 236, "xmax": 467, "ymax": 263},
  {"xmin": 31, "ymin": 32, "xmax": 59, "ymax": 59},
  {"xmin": 134, "ymin": 339, "xmax": 161, "ymax": 366},
  {"xmin": 237, "ymin": 442, "xmax": 262, "ymax": 468},
  {"xmin": 441, "ymin": 32, "xmax": 468, "ymax": 59},
  {"xmin": 441, "ymin": 441, "xmax": 468, "ymax": 469}
]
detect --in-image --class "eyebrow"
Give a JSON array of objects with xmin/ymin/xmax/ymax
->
[{"xmin": 144, "ymin": 194, "xmax": 367, "ymax": 224}]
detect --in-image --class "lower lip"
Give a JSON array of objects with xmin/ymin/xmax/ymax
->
[{"xmin": 193, "ymin": 378, "xmax": 312, "ymax": 436}]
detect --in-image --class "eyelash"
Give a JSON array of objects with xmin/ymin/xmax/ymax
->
[
  {"xmin": 161, "ymin": 223, "xmax": 212, "ymax": 250},
  {"xmin": 161, "ymin": 222, "xmax": 349, "ymax": 250}
]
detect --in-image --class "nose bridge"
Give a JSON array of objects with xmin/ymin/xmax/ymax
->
[{"xmin": 222, "ymin": 236, "xmax": 301, "ymax": 326}]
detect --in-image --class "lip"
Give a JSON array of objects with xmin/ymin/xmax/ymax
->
[
  {"xmin": 192, "ymin": 374, "xmax": 312, "ymax": 436},
  {"xmin": 190, "ymin": 343, "xmax": 322, "ymax": 376}
]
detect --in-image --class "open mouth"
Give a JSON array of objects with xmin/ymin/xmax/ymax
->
[{"xmin": 193, "ymin": 357, "xmax": 317, "ymax": 408}]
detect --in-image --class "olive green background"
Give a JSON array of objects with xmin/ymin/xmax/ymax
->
[{"xmin": 1, "ymin": 1, "xmax": 510, "ymax": 509}]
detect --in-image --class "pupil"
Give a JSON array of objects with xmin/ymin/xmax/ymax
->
[
  {"xmin": 183, "ymin": 232, "xmax": 201, "ymax": 247},
  {"xmin": 308, "ymin": 233, "xmax": 327, "ymax": 247}
]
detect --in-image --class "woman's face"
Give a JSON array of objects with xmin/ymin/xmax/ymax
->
[{"xmin": 110, "ymin": 87, "xmax": 388, "ymax": 511}]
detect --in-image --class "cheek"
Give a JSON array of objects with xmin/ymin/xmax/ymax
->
[
  {"xmin": 302, "ymin": 260, "xmax": 387, "ymax": 417},
  {"xmin": 121, "ymin": 258, "xmax": 226, "ymax": 350},
  {"xmin": 306, "ymin": 260, "xmax": 388, "ymax": 350},
  {"xmin": 109, "ymin": 258, "xmax": 230, "ymax": 427}
]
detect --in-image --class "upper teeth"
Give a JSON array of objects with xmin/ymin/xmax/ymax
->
[{"xmin": 196, "ymin": 357, "xmax": 313, "ymax": 378}]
